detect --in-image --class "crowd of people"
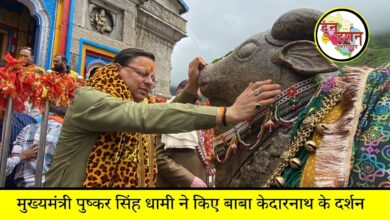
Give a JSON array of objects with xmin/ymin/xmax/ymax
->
[
  {"xmin": 0, "ymin": 47, "xmax": 80, "ymax": 188},
  {"xmin": 0, "ymin": 47, "xmax": 280, "ymax": 188}
]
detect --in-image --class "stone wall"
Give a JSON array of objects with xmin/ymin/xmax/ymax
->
[
  {"xmin": 70, "ymin": 0, "xmax": 187, "ymax": 97},
  {"xmin": 154, "ymin": 0, "xmax": 181, "ymax": 15},
  {"xmin": 135, "ymin": 27, "xmax": 174, "ymax": 96},
  {"xmin": 136, "ymin": 1, "xmax": 186, "ymax": 96}
]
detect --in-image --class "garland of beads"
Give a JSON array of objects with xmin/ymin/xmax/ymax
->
[
  {"xmin": 212, "ymin": 77, "xmax": 322, "ymax": 147},
  {"xmin": 264, "ymin": 77, "xmax": 344, "ymax": 187},
  {"xmin": 273, "ymin": 84, "xmax": 323, "ymax": 125},
  {"xmin": 212, "ymin": 75, "xmax": 332, "ymax": 163}
]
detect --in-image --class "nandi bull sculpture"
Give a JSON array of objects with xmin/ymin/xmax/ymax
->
[{"xmin": 198, "ymin": 9, "xmax": 389, "ymax": 187}]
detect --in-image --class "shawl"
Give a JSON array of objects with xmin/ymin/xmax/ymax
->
[{"xmin": 82, "ymin": 63, "xmax": 156, "ymax": 187}]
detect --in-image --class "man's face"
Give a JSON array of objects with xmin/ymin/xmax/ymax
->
[
  {"xmin": 19, "ymin": 49, "xmax": 33, "ymax": 67},
  {"xmin": 118, "ymin": 56, "xmax": 156, "ymax": 103},
  {"xmin": 53, "ymin": 56, "xmax": 65, "ymax": 71}
]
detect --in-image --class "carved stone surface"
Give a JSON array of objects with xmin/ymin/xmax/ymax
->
[
  {"xmin": 142, "ymin": 0, "xmax": 187, "ymax": 31},
  {"xmin": 228, "ymin": 131, "xmax": 291, "ymax": 187},
  {"xmin": 89, "ymin": 7, "xmax": 113, "ymax": 34},
  {"xmin": 85, "ymin": 1, "xmax": 123, "ymax": 40},
  {"xmin": 70, "ymin": 0, "xmax": 187, "ymax": 97},
  {"xmin": 199, "ymin": 9, "xmax": 337, "ymax": 106},
  {"xmin": 198, "ymin": 9, "xmax": 340, "ymax": 187},
  {"xmin": 135, "ymin": 27, "xmax": 174, "ymax": 96}
]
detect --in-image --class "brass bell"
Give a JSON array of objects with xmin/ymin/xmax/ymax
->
[
  {"xmin": 274, "ymin": 176, "xmax": 285, "ymax": 187},
  {"xmin": 316, "ymin": 123, "xmax": 330, "ymax": 134},
  {"xmin": 289, "ymin": 157, "xmax": 302, "ymax": 169},
  {"xmin": 304, "ymin": 140, "xmax": 317, "ymax": 153}
]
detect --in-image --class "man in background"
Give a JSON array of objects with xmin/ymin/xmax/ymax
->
[
  {"xmin": 156, "ymin": 80, "xmax": 213, "ymax": 187},
  {"xmin": 10, "ymin": 108, "xmax": 64, "ymax": 187},
  {"xmin": 18, "ymin": 47, "xmax": 45, "ymax": 74},
  {"xmin": 0, "ymin": 108, "xmax": 36, "ymax": 187},
  {"xmin": 0, "ymin": 144, "xmax": 38, "ymax": 177},
  {"xmin": 52, "ymin": 54, "xmax": 78, "ymax": 80}
]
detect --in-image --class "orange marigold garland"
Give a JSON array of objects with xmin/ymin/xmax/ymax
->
[
  {"xmin": 196, "ymin": 98, "xmax": 215, "ymax": 164},
  {"xmin": 0, "ymin": 54, "xmax": 81, "ymax": 112},
  {"xmin": 154, "ymin": 96, "xmax": 168, "ymax": 103}
]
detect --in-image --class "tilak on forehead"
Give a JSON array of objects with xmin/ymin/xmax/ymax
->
[{"xmin": 131, "ymin": 57, "xmax": 157, "ymax": 73}]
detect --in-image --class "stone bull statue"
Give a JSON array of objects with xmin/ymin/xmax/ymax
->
[{"xmin": 198, "ymin": 9, "xmax": 389, "ymax": 187}]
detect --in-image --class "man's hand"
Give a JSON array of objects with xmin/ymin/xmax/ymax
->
[
  {"xmin": 185, "ymin": 56, "xmax": 207, "ymax": 95},
  {"xmin": 190, "ymin": 176, "xmax": 207, "ymax": 187},
  {"xmin": 19, "ymin": 144, "xmax": 38, "ymax": 160},
  {"xmin": 225, "ymin": 80, "xmax": 281, "ymax": 124}
]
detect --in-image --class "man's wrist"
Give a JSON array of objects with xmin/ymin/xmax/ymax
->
[
  {"xmin": 222, "ymin": 107, "xmax": 227, "ymax": 127},
  {"xmin": 225, "ymin": 107, "xmax": 237, "ymax": 124},
  {"xmin": 216, "ymin": 107, "xmax": 224, "ymax": 127}
]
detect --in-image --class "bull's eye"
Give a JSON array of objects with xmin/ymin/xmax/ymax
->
[{"xmin": 234, "ymin": 39, "xmax": 260, "ymax": 61}]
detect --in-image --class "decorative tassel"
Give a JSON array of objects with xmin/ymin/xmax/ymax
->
[
  {"xmin": 264, "ymin": 119, "xmax": 275, "ymax": 132},
  {"xmin": 313, "ymin": 67, "xmax": 371, "ymax": 187}
]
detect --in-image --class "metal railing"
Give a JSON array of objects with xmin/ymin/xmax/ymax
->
[
  {"xmin": 0, "ymin": 98, "xmax": 50, "ymax": 188},
  {"xmin": 0, "ymin": 97, "xmax": 13, "ymax": 187}
]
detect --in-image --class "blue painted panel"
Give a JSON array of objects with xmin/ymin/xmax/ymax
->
[
  {"xmin": 66, "ymin": 0, "xmax": 75, "ymax": 62},
  {"xmin": 77, "ymin": 38, "xmax": 119, "ymax": 73},
  {"xmin": 86, "ymin": 56, "xmax": 110, "ymax": 67},
  {"xmin": 40, "ymin": 0, "xmax": 57, "ymax": 69},
  {"xmin": 85, "ymin": 57, "xmax": 109, "ymax": 78},
  {"xmin": 177, "ymin": 0, "xmax": 189, "ymax": 14}
]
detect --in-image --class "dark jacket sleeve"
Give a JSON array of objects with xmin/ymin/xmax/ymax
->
[
  {"xmin": 156, "ymin": 143, "xmax": 194, "ymax": 187},
  {"xmin": 171, "ymin": 90, "xmax": 198, "ymax": 104}
]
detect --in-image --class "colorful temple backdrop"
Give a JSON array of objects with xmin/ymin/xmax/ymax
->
[{"xmin": 0, "ymin": 0, "xmax": 188, "ymax": 97}]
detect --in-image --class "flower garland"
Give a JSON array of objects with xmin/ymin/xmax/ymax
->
[
  {"xmin": 196, "ymin": 98, "xmax": 215, "ymax": 165},
  {"xmin": 154, "ymin": 96, "xmax": 168, "ymax": 103},
  {"xmin": 0, "ymin": 54, "xmax": 83, "ymax": 112}
]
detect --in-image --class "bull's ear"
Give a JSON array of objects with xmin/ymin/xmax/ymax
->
[{"xmin": 272, "ymin": 40, "xmax": 338, "ymax": 75}]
